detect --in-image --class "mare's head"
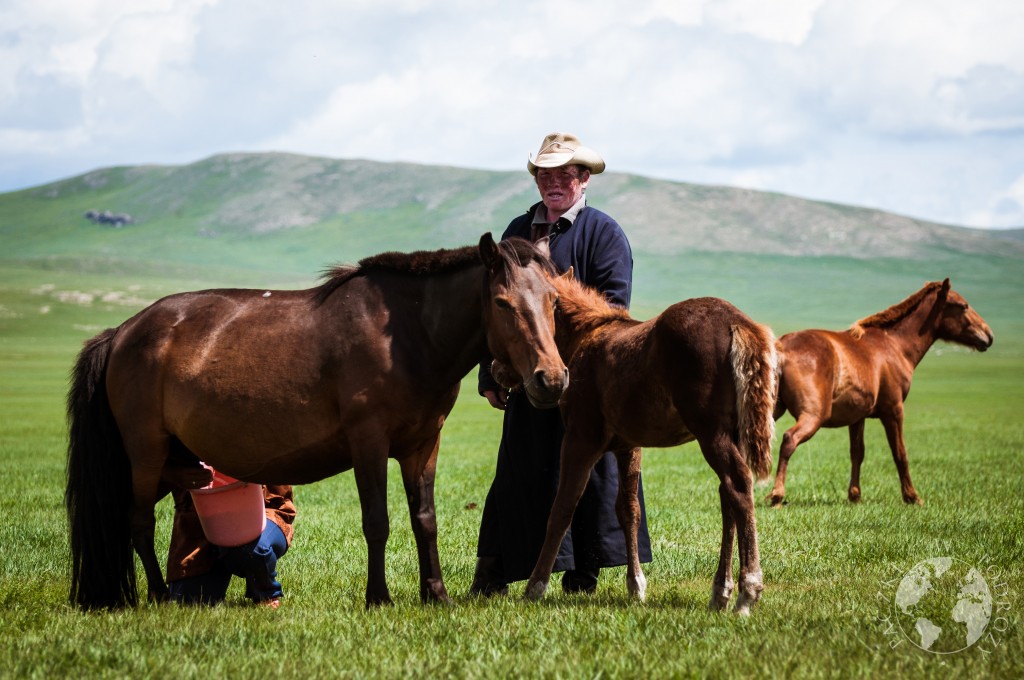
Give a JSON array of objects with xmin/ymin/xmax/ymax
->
[
  {"xmin": 933, "ymin": 279, "xmax": 994, "ymax": 351},
  {"xmin": 478, "ymin": 233, "xmax": 568, "ymax": 408}
]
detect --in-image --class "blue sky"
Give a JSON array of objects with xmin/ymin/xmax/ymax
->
[{"xmin": 1, "ymin": 0, "xmax": 1022, "ymax": 228}]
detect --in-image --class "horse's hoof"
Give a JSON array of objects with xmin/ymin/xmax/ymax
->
[
  {"xmin": 733, "ymin": 574, "xmax": 763, "ymax": 615},
  {"xmin": 147, "ymin": 588, "xmax": 170, "ymax": 604},
  {"xmin": 524, "ymin": 580, "xmax": 548, "ymax": 601},
  {"xmin": 708, "ymin": 595, "xmax": 730, "ymax": 612},
  {"xmin": 424, "ymin": 594, "xmax": 454, "ymax": 606},
  {"xmin": 766, "ymin": 493, "xmax": 785, "ymax": 507},
  {"xmin": 422, "ymin": 581, "xmax": 452, "ymax": 605},
  {"xmin": 904, "ymin": 495, "xmax": 924, "ymax": 506},
  {"xmin": 848, "ymin": 488, "xmax": 862, "ymax": 503},
  {"xmin": 733, "ymin": 590, "xmax": 760, "ymax": 616},
  {"xmin": 626, "ymin": 573, "xmax": 647, "ymax": 602}
]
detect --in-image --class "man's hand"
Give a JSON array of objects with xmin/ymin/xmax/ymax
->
[
  {"xmin": 482, "ymin": 389, "xmax": 508, "ymax": 410},
  {"xmin": 162, "ymin": 463, "xmax": 214, "ymax": 490}
]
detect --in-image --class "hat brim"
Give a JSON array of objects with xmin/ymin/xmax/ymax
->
[{"xmin": 527, "ymin": 147, "xmax": 605, "ymax": 175}]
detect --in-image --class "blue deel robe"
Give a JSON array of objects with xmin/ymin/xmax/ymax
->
[{"xmin": 476, "ymin": 201, "xmax": 653, "ymax": 583}]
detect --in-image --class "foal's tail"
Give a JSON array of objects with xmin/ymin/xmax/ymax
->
[
  {"xmin": 729, "ymin": 322, "xmax": 778, "ymax": 481},
  {"xmin": 65, "ymin": 327, "xmax": 137, "ymax": 609}
]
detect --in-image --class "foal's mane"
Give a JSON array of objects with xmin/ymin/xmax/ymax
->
[
  {"xmin": 552, "ymin": 274, "xmax": 631, "ymax": 330},
  {"xmin": 849, "ymin": 281, "xmax": 944, "ymax": 338},
  {"xmin": 312, "ymin": 237, "xmax": 554, "ymax": 305}
]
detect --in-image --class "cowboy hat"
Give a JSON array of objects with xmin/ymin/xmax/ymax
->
[{"xmin": 527, "ymin": 132, "xmax": 605, "ymax": 175}]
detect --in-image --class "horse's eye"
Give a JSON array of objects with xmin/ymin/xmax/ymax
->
[{"xmin": 495, "ymin": 298, "xmax": 512, "ymax": 310}]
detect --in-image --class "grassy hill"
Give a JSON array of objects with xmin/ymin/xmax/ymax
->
[
  {"xmin": 1, "ymin": 150, "xmax": 1021, "ymax": 335},
  {"xmin": 3, "ymin": 152, "xmax": 1023, "ymax": 273}
]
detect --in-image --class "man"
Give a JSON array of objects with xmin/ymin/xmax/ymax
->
[{"xmin": 470, "ymin": 132, "xmax": 653, "ymax": 595}]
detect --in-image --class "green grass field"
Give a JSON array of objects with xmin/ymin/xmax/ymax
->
[{"xmin": 1, "ymin": 251, "xmax": 1021, "ymax": 678}]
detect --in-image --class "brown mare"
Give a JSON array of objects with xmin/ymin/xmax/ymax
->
[
  {"xmin": 494, "ymin": 272, "xmax": 778, "ymax": 614},
  {"xmin": 66, "ymin": 234, "xmax": 568, "ymax": 610},
  {"xmin": 767, "ymin": 279, "xmax": 993, "ymax": 507}
]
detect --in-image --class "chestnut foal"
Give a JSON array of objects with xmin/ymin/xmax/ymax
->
[{"xmin": 496, "ymin": 272, "xmax": 778, "ymax": 614}]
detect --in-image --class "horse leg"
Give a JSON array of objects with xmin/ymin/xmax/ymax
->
[
  {"xmin": 767, "ymin": 414, "xmax": 821, "ymax": 506},
  {"xmin": 351, "ymin": 432, "xmax": 393, "ymax": 607},
  {"xmin": 710, "ymin": 480, "xmax": 736, "ymax": 611},
  {"xmin": 121, "ymin": 429, "xmax": 170, "ymax": 603},
  {"xmin": 726, "ymin": 464, "xmax": 763, "ymax": 614},
  {"xmin": 128, "ymin": 469, "xmax": 168, "ymax": 602},
  {"xmin": 614, "ymin": 447, "xmax": 646, "ymax": 601},
  {"xmin": 525, "ymin": 438, "xmax": 604, "ymax": 601},
  {"xmin": 704, "ymin": 431, "xmax": 762, "ymax": 615},
  {"xmin": 880, "ymin": 407, "xmax": 923, "ymax": 505},
  {"xmin": 397, "ymin": 436, "xmax": 450, "ymax": 604},
  {"xmin": 848, "ymin": 419, "xmax": 866, "ymax": 502}
]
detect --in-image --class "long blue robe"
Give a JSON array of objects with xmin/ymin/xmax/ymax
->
[{"xmin": 476, "ymin": 201, "xmax": 653, "ymax": 583}]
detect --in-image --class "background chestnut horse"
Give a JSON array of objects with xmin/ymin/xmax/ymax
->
[
  {"xmin": 497, "ymin": 273, "xmax": 777, "ymax": 615},
  {"xmin": 66, "ymin": 234, "xmax": 567, "ymax": 610},
  {"xmin": 767, "ymin": 278, "xmax": 993, "ymax": 507}
]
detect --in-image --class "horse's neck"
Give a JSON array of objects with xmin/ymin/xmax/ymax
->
[
  {"xmin": 556, "ymin": 296, "xmax": 618, "ymax": 360},
  {"xmin": 882, "ymin": 293, "xmax": 942, "ymax": 366},
  {"xmin": 418, "ymin": 266, "xmax": 486, "ymax": 380}
]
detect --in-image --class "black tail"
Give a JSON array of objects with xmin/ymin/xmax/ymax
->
[{"xmin": 65, "ymin": 327, "xmax": 137, "ymax": 609}]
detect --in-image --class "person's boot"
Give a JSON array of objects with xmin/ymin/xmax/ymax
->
[
  {"xmin": 468, "ymin": 556, "xmax": 508, "ymax": 597},
  {"xmin": 561, "ymin": 566, "xmax": 599, "ymax": 594}
]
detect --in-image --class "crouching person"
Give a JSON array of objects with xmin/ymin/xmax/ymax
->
[{"xmin": 163, "ymin": 465, "xmax": 296, "ymax": 609}]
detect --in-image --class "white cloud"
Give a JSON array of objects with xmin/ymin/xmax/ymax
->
[
  {"xmin": 705, "ymin": 0, "xmax": 824, "ymax": 46},
  {"xmin": 0, "ymin": 0, "xmax": 1022, "ymax": 227},
  {"xmin": 631, "ymin": 0, "xmax": 704, "ymax": 27}
]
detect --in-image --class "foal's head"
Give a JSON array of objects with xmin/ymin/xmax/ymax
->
[
  {"xmin": 933, "ymin": 279, "xmax": 994, "ymax": 351},
  {"xmin": 478, "ymin": 234, "xmax": 568, "ymax": 408}
]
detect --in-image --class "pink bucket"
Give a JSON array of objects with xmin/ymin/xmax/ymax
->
[{"xmin": 189, "ymin": 469, "xmax": 266, "ymax": 547}]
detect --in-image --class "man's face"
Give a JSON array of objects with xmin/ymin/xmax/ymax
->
[{"xmin": 535, "ymin": 165, "xmax": 590, "ymax": 216}]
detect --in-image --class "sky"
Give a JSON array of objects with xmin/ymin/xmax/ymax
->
[{"xmin": 1, "ymin": 0, "xmax": 1023, "ymax": 228}]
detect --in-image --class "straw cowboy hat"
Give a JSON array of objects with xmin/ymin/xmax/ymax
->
[{"xmin": 527, "ymin": 132, "xmax": 605, "ymax": 176}]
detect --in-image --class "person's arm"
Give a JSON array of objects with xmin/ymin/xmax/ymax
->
[
  {"xmin": 158, "ymin": 462, "xmax": 214, "ymax": 501},
  {"xmin": 586, "ymin": 216, "xmax": 633, "ymax": 309},
  {"xmin": 264, "ymin": 485, "xmax": 296, "ymax": 544}
]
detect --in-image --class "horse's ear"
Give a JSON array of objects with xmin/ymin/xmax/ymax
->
[
  {"xmin": 479, "ymin": 233, "xmax": 500, "ymax": 271},
  {"xmin": 560, "ymin": 266, "xmax": 574, "ymax": 281},
  {"xmin": 938, "ymin": 278, "xmax": 951, "ymax": 305},
  {"xmin": 535, "ymin": 236, "xmax": 550, "ymax": 258}
]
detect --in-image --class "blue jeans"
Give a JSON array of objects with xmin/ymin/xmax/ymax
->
[{"xmin": 169, "ymin": 522, "xmax": 288, "ymax": 604}]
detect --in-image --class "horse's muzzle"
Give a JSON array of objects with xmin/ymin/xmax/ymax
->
[
  {"xmin": 524, "ymin": 367, "xmax": 568, "ymax": 409},
  {"xmin": 971, "ymin": 329, "xmax": 994, "ymax": 351}
]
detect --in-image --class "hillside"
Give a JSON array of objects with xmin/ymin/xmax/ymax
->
[{"xmin": 2, "ymin": 152, "xmax": 1022, "ymax": 277}]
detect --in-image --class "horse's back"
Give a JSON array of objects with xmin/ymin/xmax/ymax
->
[
  {"xmin": 108, "ymin": 287, "xmax": 334, "ymax": 392},
  {"xmin": 103, "ymin": 286, "xmax": 383, "ymax": 479},
  {"xmin": 778, "ymin": 328, "xmax": 889, "ymax": 424},
  {"xmin": 599, "ymin": 298, "xmax": 751, "ymax": 446},
  {"xmin": 653, "ymin": 297, "xmax": 759, "ymax": 379}
]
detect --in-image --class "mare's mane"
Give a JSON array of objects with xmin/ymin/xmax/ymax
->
[
  {"xmin": 849, "ymin": 281, "xmax": 944, "ymax": 338},
  {"xmin": 313, "ymin": 245, "xmax": 476, "ymax": 305},
  {"xmin": 312, "ymin": 237, "xmax": 553, "ymax": 305}
]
